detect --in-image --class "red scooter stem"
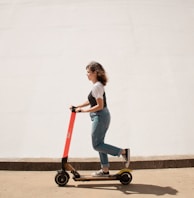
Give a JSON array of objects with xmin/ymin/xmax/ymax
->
[{"xmin": 62, "ymin": 108, "xmax": 76, "ymax": 160}]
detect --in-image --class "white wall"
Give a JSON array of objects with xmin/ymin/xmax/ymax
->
[{"xmin": 0, "ymin": 0, "xmax": 194, "ymax": 159}]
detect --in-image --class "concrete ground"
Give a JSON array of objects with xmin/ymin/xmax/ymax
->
[{"xmin": 0, "ymin": 168, "xmax": 193, "ymax": 198}]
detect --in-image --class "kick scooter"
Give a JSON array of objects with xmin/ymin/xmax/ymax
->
[{"xmin": 55, "ymin": 107, "xmax": 132, "ymax": 186}]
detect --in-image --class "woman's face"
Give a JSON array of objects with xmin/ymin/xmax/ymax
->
[{"xmin": 86, "ymin": 68, "xmax": 97, "ymax": 83}]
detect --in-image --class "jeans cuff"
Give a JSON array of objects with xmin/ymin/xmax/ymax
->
[
  {"xmin": 101, "ymin": 163, "xmax": 110, "ymax": 168},
  {"xmin": 118, "ymin": 149, "xmax": 123, "ymax": 157}
]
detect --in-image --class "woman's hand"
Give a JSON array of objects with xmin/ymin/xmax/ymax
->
[
  {"xmin": 75, "ymin": 107, "xmax": 82, "ymax": 112},
  {"xmin": 69, "ymin": 106, "xmax": 83, "ymax": 112}
]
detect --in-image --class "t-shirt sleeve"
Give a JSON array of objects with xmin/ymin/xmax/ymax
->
[{"xmin": 92, "ymin": 84, "xmax": 104, "ymax": 99}]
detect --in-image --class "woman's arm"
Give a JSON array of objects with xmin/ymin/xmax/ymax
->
[
  {"xmin": 77, "ymin": 98, "xmax": 104, "ymax": 113},
  {"xmin": 76, "ymin": 100, "xmax": 90, "ymax": 108},
  {"xmin": 70, "ymin": 101, "xmax": 89, "ymax": 112}
]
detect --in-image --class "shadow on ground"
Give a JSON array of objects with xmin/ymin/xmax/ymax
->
[{"xmin": 75, "ymin": 183, "xmax": 178, "ymax": 195}]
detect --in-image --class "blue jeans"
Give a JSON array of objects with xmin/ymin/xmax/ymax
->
[{"xmin": 90, "ymin": 107, "xmax": 122, "ymax": 168}]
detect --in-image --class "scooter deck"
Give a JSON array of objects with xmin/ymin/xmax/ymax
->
[
  {"xmin": 73, "ymin": 175, "xmax": 118, "ymax": 181},
  {"xmin": 73, "ymin": 169, "xmax": 132, "ymax": 182}
]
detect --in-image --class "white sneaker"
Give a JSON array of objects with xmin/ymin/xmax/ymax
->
[{"xmin": 91, "ymin": 169, "xmax": 110, "ymax": 177}]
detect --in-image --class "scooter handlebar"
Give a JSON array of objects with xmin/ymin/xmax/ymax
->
[
  {"xmin": 71, "ymin": 106, "xmax": 77, "ymax": 113},
  {"xmin": 71, "ymin": 106, "xmax": 82, "ymax": 113}
]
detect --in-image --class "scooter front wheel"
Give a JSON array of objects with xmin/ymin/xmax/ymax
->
[
  {"xmin": 55, "ymin": 170, "xmax": 70, "ymax": 186},
  {"xmin": 120, "ymin": 172, "xmax": 132, "ymax": 185}
]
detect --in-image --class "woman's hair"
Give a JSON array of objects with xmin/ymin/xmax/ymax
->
[{"xmin": 86, "ymin": 61, "xmax": 108, "ymax": 86}]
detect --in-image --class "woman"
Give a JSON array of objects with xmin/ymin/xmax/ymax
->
[{"xmin": 73, "ymin": 61, "xmax": 130, "ymax": 177}]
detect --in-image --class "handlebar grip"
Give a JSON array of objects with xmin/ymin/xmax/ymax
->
[{"xmin": 71, "ymin": 106, "xmax": 76, "ymax": 112}]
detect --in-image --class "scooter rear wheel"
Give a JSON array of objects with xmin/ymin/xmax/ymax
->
[
  {"xmin": 55, "ymin": 171, "xmax": 70, "ymax": 186},
  {"xmin": 120, "ymin": 172, "xmax": 132, "ymax": 185}
]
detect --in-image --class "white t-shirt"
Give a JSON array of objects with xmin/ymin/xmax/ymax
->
[{"xmin": 92, "ymin": 82, "xmax": 104, "ymax": 99}]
